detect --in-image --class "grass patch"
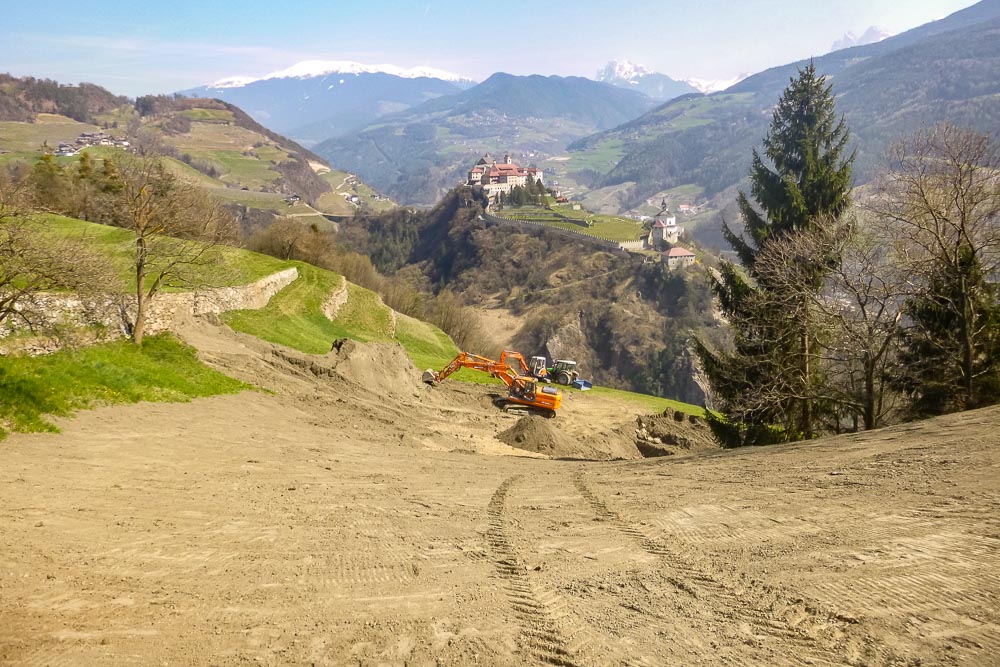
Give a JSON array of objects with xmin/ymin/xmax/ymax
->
[
  {"xmin": 162, "ymin": 156, "xmax": 227, "ymax": 188},
  {"xmin": 502, "ymin": 205, "xmax": 645, "ymax": 242},
  {"xmin": 0, "ymin": 114, "xmax": 98, "ymax": 152},
  {"xmin": 588, "ymin": 385, "xmax": 706, "ymax": 417},
  {"xmin": 222, "ymin": 263, "xmax": 347, "ymax": 354},
  {"xmin": 393, "ymin": 313, "xmax": 490, "ymax": 383},
  {"xmin": 327, "ymin": 283, "xmax": 394, "ymax": 342},
  {"xmin": 220, "ymin": 265, "xmax": 486, "ymax": 381},
  {"xmin": 212, "ymin": 150, "xmax": 282, "ymax": 186},
  {"xmin": 0, "ymin": 333, "xmax": 249, "ymax": 439},
  {"xmin": 180, "ymin": 108, "xmax": 235, "ymax": 123}
]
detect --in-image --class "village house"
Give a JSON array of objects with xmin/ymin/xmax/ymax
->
[
  {"xmin": 73, "ymin": 131, "xmax": 130, "ymax": 150},
  {"xmin": 662, "ymin": 246, "xmax": 696, "ymax": 270},
  {"xmin": 467, "ymin": 153, "xmax": 543, "ymax": 197}
]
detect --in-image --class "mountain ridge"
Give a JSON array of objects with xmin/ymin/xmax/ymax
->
[
  {"xmin": 207, "ymin": 59, "xmax": 476, "ymax": 89},
  {"xmin": 556, "ymin": 0, "xmax": 1000, "ymax": 233},
  {"xmin": 315, "ymin": 73, "xmax": 657, "ymax": 205}
]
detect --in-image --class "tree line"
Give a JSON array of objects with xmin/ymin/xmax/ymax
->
[{"xmin": 696, "ymin": 64, "xmax": 1000, "ymax": 446}]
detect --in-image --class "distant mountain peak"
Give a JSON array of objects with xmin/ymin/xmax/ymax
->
[
  {"xmin": 596, "ymin": 59, "xmax": 654, "ymax": 83},
  {"xmin": 209, "ymin": 60, "xmax": 471, "ymax": 89},
  {"xmin": 683, "ymin": 74, "xmax": 749, "ymax": 94},
  {"xmin": 595, "ymin": 60, "xmax": 699, "ymax": 101},
  {"xmin": 831, "ymin": 26, "xmax": 893, "ymax": 52},
  {"xmin": 210, "ymin": 76, "xmax": 258, "ymax": 89}
]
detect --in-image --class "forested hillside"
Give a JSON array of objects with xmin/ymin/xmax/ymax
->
[
  {"xmin": 333, "ymin": 187, "xmax": 715, "ymax": 404},
  {"xmin": 0, "ymin": 74, "xmax": 127, "ymax": 123}
]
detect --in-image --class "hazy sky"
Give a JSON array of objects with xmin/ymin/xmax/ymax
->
[{"xmin": 5, "ymin": 0, "xmax": 980, "ymax": 96}]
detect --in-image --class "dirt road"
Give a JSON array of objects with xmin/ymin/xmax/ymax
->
[{"xmin": 1, "ymin": 320, "xmax": 998, "ymax": 665}]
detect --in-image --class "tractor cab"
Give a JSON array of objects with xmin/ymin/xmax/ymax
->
[{"xmin": 549, "ymin": 359, "xmax": 579, "ymax": 385}]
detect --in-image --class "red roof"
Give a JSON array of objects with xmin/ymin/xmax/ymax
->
[
  {"xmin": 652, "ymin": 220, "xmax": 668, "ymax": 228},
  {"xmin": 666, "ymin": 247, "xmax": 695, "ymax": 257}
]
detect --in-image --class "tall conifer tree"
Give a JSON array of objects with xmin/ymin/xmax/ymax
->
[{"xmin": 696, "ymin": 63, "xmax": 854, "ymax": 446}]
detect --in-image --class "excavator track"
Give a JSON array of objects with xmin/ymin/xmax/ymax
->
[{"xmin": 496, "ymin": 399, "xmax": 556, "ymax": 419}]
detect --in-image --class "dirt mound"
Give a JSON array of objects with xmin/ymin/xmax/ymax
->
[
  {"xmin": 326, "ymin": 339, "xmax": 426, "ymax": 401},
  {"xmin": 633, "ymin": 410, "xmax": 719, "ymax": 457},
  {"xmin": 499, "ymin": 416, "xmax": 639, "ymax": 460}
]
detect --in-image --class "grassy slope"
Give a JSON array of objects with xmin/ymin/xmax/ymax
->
[
  {"xmin": 42, "ymin": 214, "xmax": 289, "ymax": 290},
  {"xmin": 0, "ymin": 334, "xmax": 248, "ymax": 438},
  {"xmin": 501, "ymin": 204, "xmax": 646, "ymax": 242},
  {"xmin": 0, "ymin": 108, "xmax": 388, "ymax": 219},
  {"xmin": 0, "ymin": 114, "xmax": 99, "ymax": 152}
]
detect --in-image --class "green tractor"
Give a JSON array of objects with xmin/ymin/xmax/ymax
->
[{"xmin": 547, "ymin": 359, "xmax": 580, "ymax": 386}]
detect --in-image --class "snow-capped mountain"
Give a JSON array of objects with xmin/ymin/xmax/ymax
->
[
  {"xmin": 595, "ymin": 60, "xmax": 699, "ymax": 101},
  {"xmin": 213, "ymin": 60, "xmax": 475, "ymax": 89},
  {"xmin": 181, "ymin": 60, "xmax": 477, "ymax": 145},
  {"xmin": 683, "ymin": 74, "xmax": 750, "ymax": 94},
  {"xmin": 830, "ymin": 26, "xmax": 892, "ymax": 52},
  {"xmin": 595, "ymin": 60, "xmax": 655, "ymax": 83}
]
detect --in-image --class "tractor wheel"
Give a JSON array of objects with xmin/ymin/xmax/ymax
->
[{"xmin": 556, "ymin": 371, "xmax": 571, "ymax": 385}]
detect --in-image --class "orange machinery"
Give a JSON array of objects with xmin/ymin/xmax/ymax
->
[{"xmin": 423, "ymin": 350, "xmax": 562, "ymax": 418}]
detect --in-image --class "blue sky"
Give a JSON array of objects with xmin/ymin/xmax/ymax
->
[{"xmin": 5, "ymin": 0, "xmax": 979, "ymax": 96}]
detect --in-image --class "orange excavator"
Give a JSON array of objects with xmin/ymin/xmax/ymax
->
[{"xmin": 422, "ymin": 350, "xmax": 563, "ymax": 418}]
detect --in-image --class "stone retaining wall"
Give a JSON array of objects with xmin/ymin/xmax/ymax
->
[
  {"xmin": 1, "ymin": 268, "xmax": 298, "ymax": 354},
  {"xmin": 321, "ymin": 276, "xmax": 349, "ymax": 321}
]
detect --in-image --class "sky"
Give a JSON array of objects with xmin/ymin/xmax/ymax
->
[{"xmin": 4, "ymin": 0, "xmax": 981, "ymax": 96}]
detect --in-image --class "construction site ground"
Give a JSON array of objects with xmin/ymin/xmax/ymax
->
[{"xmin": 2, "ymin": 317, "xmax": 998, "ymax": 666}]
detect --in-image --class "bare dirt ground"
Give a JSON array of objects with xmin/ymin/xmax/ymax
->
[{"xmin": 2, "ymin": 317, "xmax": 999, "ymax": 666}]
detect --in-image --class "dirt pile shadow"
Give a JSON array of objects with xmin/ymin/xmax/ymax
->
[{"xmin": 633, "ymin": 411, "xmax": 718, "ymax": 457}]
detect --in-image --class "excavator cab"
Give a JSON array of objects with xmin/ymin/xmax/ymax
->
[
  {"xmin": 512, "ymin": 377, "xmax": 537, "ymax": 401},
  {"xmin": 528, "ymin": 356, "xmax": 549, "ymax": 379}
]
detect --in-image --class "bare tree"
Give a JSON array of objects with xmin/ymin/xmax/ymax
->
[
  {"xmin": 106, "ymin": 151, "xmax": 238, "ymax": 344},
  {"xmin": 1, "ymin": 173, "xmax": 116, "ymax": 335},
  {"xmin": 753, "ymin": 215, "xmax": 907, "ymax": 430},
  {"xmin": 870, "ymin": 125, "xmax": 1000, "ymax": 415}
]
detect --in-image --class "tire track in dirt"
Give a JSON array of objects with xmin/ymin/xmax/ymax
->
[
  {"xmin": 572, "ymin": 472, "xmax": 881, "ymax": 667},
  {"xmin": 486, "ymin": 475, "xmax": 583, "ymax": 667}
]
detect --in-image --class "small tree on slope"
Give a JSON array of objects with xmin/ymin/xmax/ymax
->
[{"xmin": 102, "ymin": 152, "xmax": 238, "ymax": 345}]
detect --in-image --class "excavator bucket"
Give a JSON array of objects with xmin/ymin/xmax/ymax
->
[{"xmin": 421, "ymin": 369, "xmax": 439, "ymax": 384}]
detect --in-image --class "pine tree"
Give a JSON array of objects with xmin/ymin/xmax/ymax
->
[
  {"xmin": 896, "ymin": 247, "xmax": 1000, "ymax": 416},
  {"xmin": 696, "ymin": 63, "xmax": 854, "ymax": 446}
]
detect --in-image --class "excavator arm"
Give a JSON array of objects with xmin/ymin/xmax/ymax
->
[{"xmin": 425, "ymin": 352, "xmax": 505, "ymax": 384}]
